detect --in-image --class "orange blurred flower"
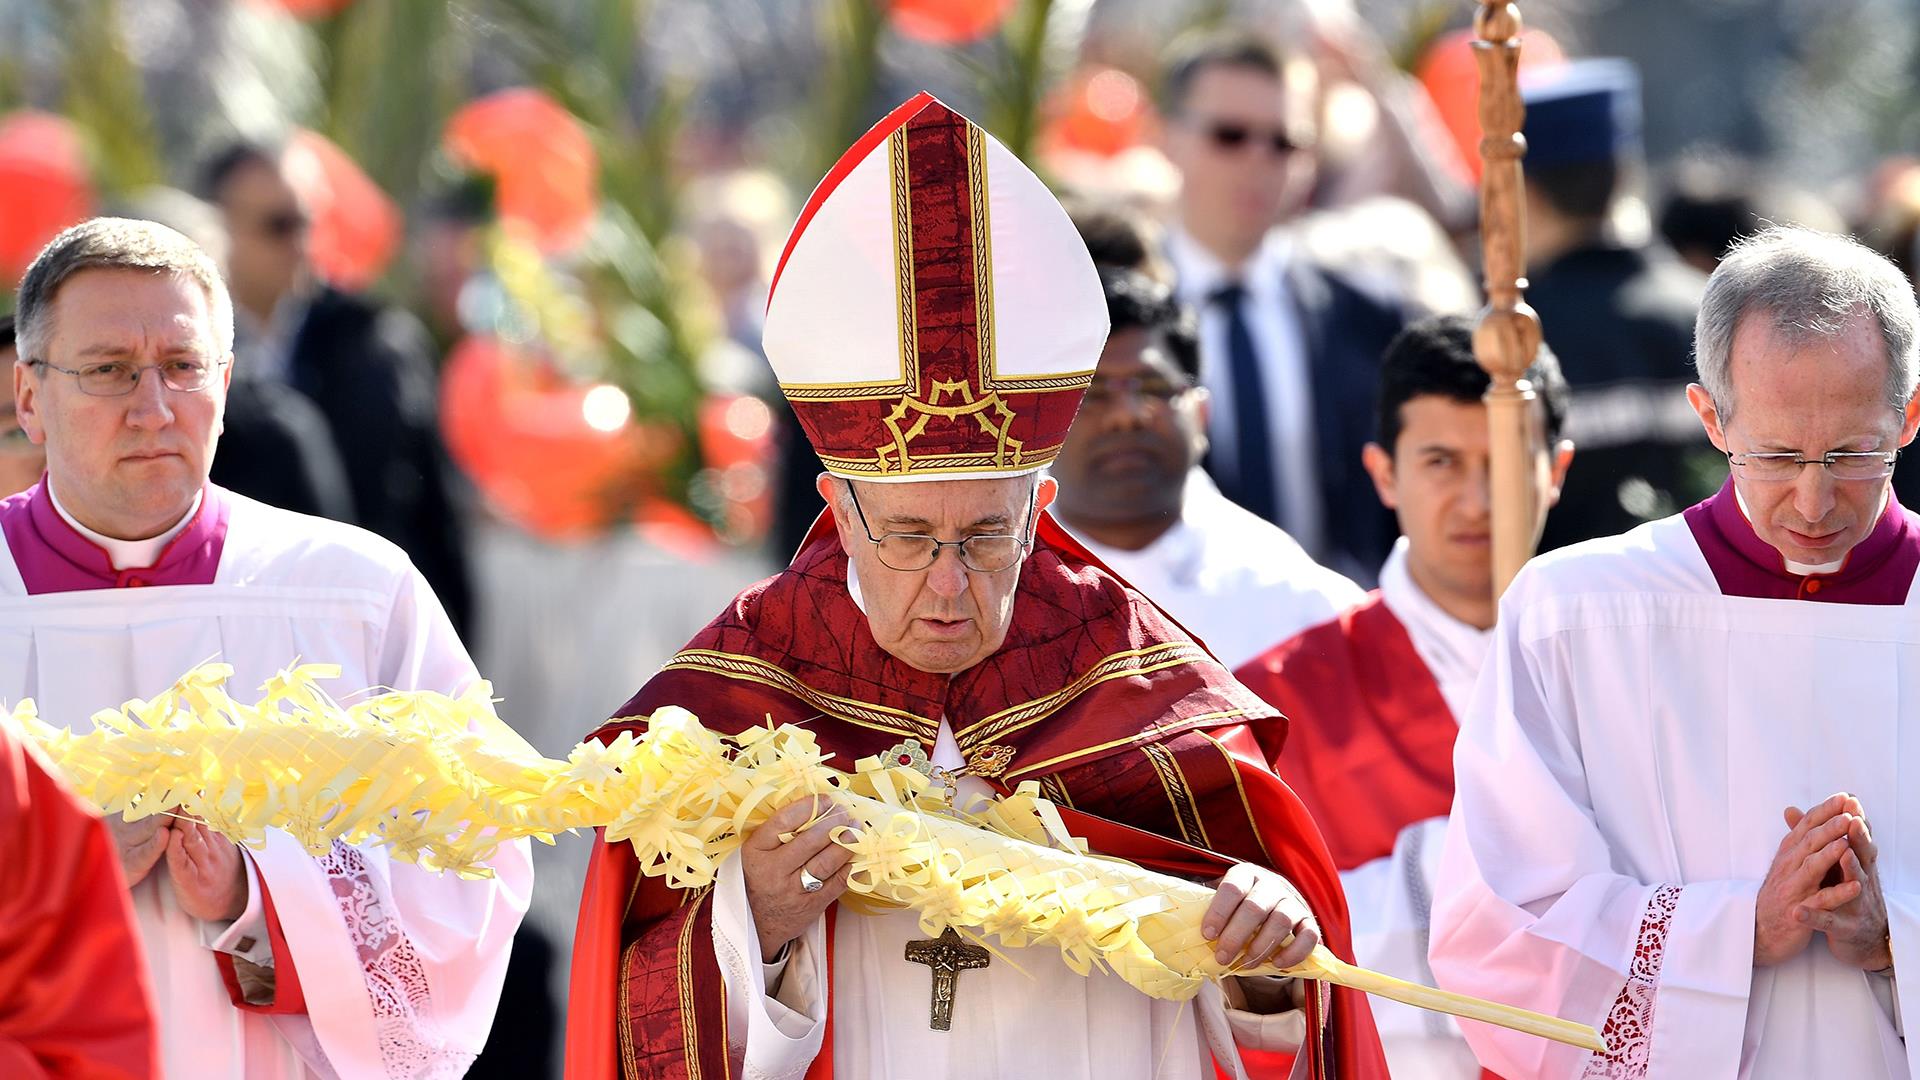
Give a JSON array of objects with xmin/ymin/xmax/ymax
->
[
  {"xmin": 0, "ymin": 111, "xmax": 94, "ymax": 285},
  {"xmin": 1042, "ymin": 67, "xmax": 1153, "ymax": 159},
  {"xmin": 443, "ymin": 89, "xmax": 599, "ymax": 252},
  {"xmin": 890, "ymin": 0, "xmax": 1015, "ymax": 46},
  {"xmin": 440, "ymin": 335, "xmax": 643, "ymax": 540},
  {"xmin": 1415, "ymin": 27, "xmax": 1566, "ymax": 186},
  {"xmin": 283, "ymin": 129, "xmax": 400, "ymax": 290}
]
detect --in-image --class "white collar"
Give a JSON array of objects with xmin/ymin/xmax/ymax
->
[
  {"xmin": 47, "ymin": 478, "xmax": 202, "ymax": 571},
  {"xmin": 1166, "ymin": 226, "xmax": 1291, "ymax": 302},
  {"xmin": 1731, "ymin": 486, "xmax": 1880, "ymax": 576},
  {"xmin": 1376, "ymin": 537, "xmax": 1491, "ymax": 697},
  {"xmin": 847, "ymin": 558, "xmax": 868, "ymax": 614},
  {"xmin": 234, "ymin": 288, "xmax": 313, "ymax": 383}
]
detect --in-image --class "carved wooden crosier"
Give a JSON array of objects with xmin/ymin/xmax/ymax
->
[{"xmin": 1473, "ymin": 2, "xmax": 1547, "ymax": 596}]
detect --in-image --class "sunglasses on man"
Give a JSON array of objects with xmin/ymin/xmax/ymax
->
[{"xmin": 1198, "ymin": 120, "xmax": 1300, "ymax": 156}]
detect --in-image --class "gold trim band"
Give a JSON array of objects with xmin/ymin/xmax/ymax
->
[{"xmin": 659, "ymin": 649, "xmax": 937, "ymax": 742}]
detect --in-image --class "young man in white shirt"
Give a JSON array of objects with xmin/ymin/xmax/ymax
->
[{"xmin": 1237, "ymin": 313, "xmax": 1574, "ymax": 1078}]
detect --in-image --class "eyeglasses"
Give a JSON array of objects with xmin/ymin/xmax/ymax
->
[
  {"xmin": 844, "ymin": 482, "xmax": 1036, "ymax": 573},
  {"xmin": 1726, "ymin": 450, "xmax": 1900, "ymax": 482},
  {"xmin": 27, "ymin": 357, "xmax": 228, "ymax": 397},
  {"xmin": 1199, "ymin": 120, "xmax": 1299, "ymax": 156},
  {"xmin": 1082, "ymin": 374, "xmax": 1195, "ymax": 410}
]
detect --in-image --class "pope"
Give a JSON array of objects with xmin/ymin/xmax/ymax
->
[{"xmin": 565, "ymin": 93, "xmax": 1386, "ymax": 1080}]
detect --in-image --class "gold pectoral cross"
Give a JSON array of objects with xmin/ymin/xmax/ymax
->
[{"xmin": 903, "ymin": 927, "xmax": 990, "ymax": 1031}]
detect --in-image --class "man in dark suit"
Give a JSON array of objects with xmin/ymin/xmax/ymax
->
[
  {"xmin": 199, "ymin": 142, "xmax": 474, "ymax": 635},
  {"xmin": 1158, "ymin": 31, "xmax": 1407, "ymax": 583},
  {"xmin": 105, "ymin": 187, "xmax": 358, "ymax": 532},
  {"xmin": 1519, "ymin": 60, "xmax": 1721, "ymax": 550}
]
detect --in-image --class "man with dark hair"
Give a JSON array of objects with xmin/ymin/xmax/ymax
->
[
  {"xmin": 198, "ymin": 139, "xmax": 475, "ymax": 635},
  {"xmin": 1236, "ymin": 314, "xmax": 1574, "ymax": 1078},
  {"xmin": 1061, "ymin": 196, "xmax": 1169, "ymax": 283},
  {"xmin": 1158, "ymin": 30, "xmax": 1406, "ymax": 582},
  {"xmin": 1520, "ymin": 59, "xmax": 1715, "ymax": 551},
  {"xmin": 1052, "ymin": 267, "xmax": 1361, "ymax": 669}
]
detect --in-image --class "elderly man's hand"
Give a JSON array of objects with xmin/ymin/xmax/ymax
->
[
  {"xmin": 1203, "ymin": 862, "xmax": 1319, "ymax": 972},
  {"xmin": 106, "ymin": 813, "xmax": 172, "ymax": 887},
  {"xmin": 167, "ymin": 819, "xmax": 248, "ymax": 923},
  {"xmin": 741, "ymin": 796, "xmax": 856, "ymax": 958},
  {"xmin": 1792, "ymin": 796, "xmax": 1894, "ymax": 973},
  {"xmin": 1754, "ymin": 793, "xmax": 1856, "ymax": 968}
]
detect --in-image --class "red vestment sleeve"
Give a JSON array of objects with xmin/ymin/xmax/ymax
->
[
  {"xmin": 1209, "ymin": 725, "xmax": 1388, "ymax": 1080},
  {"xmin": 213, "ymin": 869, "xmax": 307, "ymax": 1015},
  {"xmin": 0, "ymin": 727, "xmax": 156, "ymax": 1080},
  {"xmin": 567, "ymin": 829, "xmax": 734, "ymax": 1080},
  {"xmin": 566, "ymin": 829, "xmax": 640, "ymax": 1080},
  {"xmin": 1029, "ymin": 725, "xmax": 1387, "ymax": 1079}
]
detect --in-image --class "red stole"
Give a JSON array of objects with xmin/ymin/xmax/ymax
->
[
  {"xmin": 1234, "ymin": 595, "xmax": 1457, "ymax": 872},
  {"xmin": 1, "ymin": 721, "xmax": 157, "ymax": 1079},
  {"xmin": 566, "ymin": 510, "xmax": 1387, "ymax": 1079}
]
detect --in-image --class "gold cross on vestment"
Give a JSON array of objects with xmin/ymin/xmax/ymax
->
[{"xmin": 903, "ymin": 928, "xmax": 990, "ymax": 1031}]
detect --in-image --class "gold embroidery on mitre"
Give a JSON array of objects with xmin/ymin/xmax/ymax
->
[
  {"xmin": 967, "ymin": 122, "xmax": 998, "ymax": 387},
  {"xmin": 781, "ymin": 116, "xmax": 1090, "ymax": 480},
  {"xmin": 874, "ymin": 379, "xmax": 1026, "ymax": 475},
  {"xmin": 965, "ymin": 743, "xmax": 1017, "ymax": 779}
]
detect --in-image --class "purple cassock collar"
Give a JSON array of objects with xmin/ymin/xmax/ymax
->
[
  {"xmin": 1683, "ymin": 477, "xmax": 1920, "ymax": 604},
  {"xmin": 0, "ymin": 478, "xmax": 229, "ymax": 594}
]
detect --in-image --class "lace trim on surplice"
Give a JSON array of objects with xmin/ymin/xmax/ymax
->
[
  {"xmin": 317, "ymin": 842, "xmax": 475, "ymax": 1079},
  {"xmin": 1581, "ymin": 884, "xmax": 1683, "ymax": 1079}
]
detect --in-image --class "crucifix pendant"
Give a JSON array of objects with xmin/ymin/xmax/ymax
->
[{"xmin": 903, "ymin": 927, "xmax": 990, "ymax": 1031}]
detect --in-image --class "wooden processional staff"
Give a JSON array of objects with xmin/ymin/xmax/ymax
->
[{"xmin": 1472, "ymin": 2, "xmax": 1545, "ymax": 596}]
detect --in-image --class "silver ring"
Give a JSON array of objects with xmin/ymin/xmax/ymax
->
[{"xmin": 798, "ymin": 867, "xmax": 826, "ymax": 893}]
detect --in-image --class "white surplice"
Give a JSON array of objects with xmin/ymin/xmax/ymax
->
[
  {"xmin": 0, "ymin": 492, "xmax": 533, "ymax": 1079},
  {"xmin": 1335, "ymin": 539, "xmax": 1490, "ymax": 1080},
  {"xmin": 1065, "ymin": 470, "xmax": 1364, "ymax": 672},
  {"xmin": 1431, "ymin": 510, "xmax": 1920, "ymax": 1079}
]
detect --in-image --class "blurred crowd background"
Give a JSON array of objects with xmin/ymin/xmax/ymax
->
[{"xmin": 4, "ymin": 0, "xmax": 1920, "ymax": 1072}]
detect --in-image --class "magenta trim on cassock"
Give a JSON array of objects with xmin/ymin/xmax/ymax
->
[
  {"xmin": 1682, "ymin": 476, "xmax": 1919, "ymax": 604},
  {"xmin": 0, "ymin": 477, "xmax": 229, "ymax": 594}
]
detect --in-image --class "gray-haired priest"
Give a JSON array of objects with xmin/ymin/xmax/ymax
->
[
  {"xmin": 4, "ymin": 217, "xmax": 531, "ymax": 1077},
  {"xmin": 566, "ymin": 94, "xmax": 1389, "ymax": 1079},
  {"xmin": 1432, "ymin": 225, "xmax": 1920, "ymax": 1078}
]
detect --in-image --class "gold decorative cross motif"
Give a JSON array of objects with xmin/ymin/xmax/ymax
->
[{"xmin": 903, "ymin": 927, "xmax": 990, "ymax": 1031}]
